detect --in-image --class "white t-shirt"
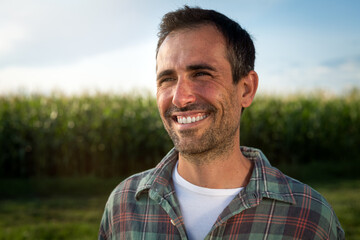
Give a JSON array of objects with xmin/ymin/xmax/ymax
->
[{"xmin": 172, "ymin": 162, "xmax": 243, "ymax": 240}]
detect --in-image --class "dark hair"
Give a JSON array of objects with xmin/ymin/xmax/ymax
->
[{"xmin": 156, "ymin": 5, "xmax": 255, "ymax": 84}]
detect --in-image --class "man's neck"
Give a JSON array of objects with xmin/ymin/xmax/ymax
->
[{"xmin": 177, "ymin": 144, "xmax": 253, "ymax": 189}]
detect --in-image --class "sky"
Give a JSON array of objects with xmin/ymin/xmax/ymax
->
[{"xmin": 0, "ymin": 0, "xmax": 359, "ymax": 96}]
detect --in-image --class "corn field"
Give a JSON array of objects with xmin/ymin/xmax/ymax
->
[{"xmin": 1, "ymin": 90, "xmax": 359, "ymax": 178}]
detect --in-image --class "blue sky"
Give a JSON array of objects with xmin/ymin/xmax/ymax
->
[{"xmin": 0, "ymin": 0, "xmax": 359, "ymax": 95}]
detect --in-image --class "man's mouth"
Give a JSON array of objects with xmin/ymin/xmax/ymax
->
[{"xmin": 174, "ymin": 113, "xmax": 209, "ymax": 124}]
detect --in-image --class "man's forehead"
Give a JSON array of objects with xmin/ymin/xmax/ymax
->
[
  {"xmin": 156, "ymin": 25, "xmax": 226, "ymax": 70},
  {"xmin": 158, "ymin": 24, "xmax": 224, "ymax": 52}
]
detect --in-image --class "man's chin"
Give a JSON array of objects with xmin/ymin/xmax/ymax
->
[
  {"xmin": 168, "ymin": 130, "xmax": 214, "ymax": 155},
  {"xmin": 174, "ymin": 142, "xmax": 211, "ymax": 156}
]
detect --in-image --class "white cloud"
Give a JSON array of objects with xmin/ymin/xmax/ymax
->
[
  {"xmin": 0, "ymin": 0, "xmax": 160, "ymax": 68},
  {"xmin": 0, "ymin": 24, "xmax": 28, "ymax": 55},
  {"xmin": 0, "ymin": 40, "xmax": 157, "ymax": 96}
]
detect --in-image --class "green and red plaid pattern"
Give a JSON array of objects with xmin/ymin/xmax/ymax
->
[{"xmin": 99, "ymin": 147, "xmax": 344, "ymax": 239}]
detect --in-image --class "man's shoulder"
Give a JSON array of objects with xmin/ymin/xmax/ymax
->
[
  {"xmin": 245, "ymin": 146, "xmax": 342, "ymax": 231},
  {"xmin": 105, "ymin": 148, "xmax": 178, "ymax": 206},
  {"xmin": 244, "ymin": 146, "xmax": 335, "ymax": 212},
  {"xmin": 106, "ymin": 168, "xmax": 154, "ymax": 203},
  {"xmin": 282, "ymin": 174, "xmax": 344, "ymax": 238},
  {"xmin": 285, "ymin": 174, "xmax": 333, "ymax": 211}
]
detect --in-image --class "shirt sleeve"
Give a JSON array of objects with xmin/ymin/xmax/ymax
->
[
  {"xmin": 336, "ymin": 221, "xmax": 345, "ymax": 240},
  {"xmin": 98, "ymin": 200, "xmax": 112, "ymax": 240}
]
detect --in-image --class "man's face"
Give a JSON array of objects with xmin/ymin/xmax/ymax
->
[{"xmin": 156, "ymin": 24, "xmax": 243, "ymax": 156}]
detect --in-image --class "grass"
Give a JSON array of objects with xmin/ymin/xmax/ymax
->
[
  {"xmin": 0, "ymin": 197, "xmax": 106, "ymax": 240},
  {"xmin": 0, "ymin": 177, "xmax": 121, "ymax": 240},
  {"xmin": 0, "ymin": 178, "xmax": 359, "ymax": 239}
]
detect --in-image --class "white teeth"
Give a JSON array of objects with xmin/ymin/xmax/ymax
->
[
  {"xmin": 176, "ymin": 114, "xmax": 207, "ymax": 124},
  {"xmin": 186, "ymin": 117, "xmax": 191, "ymax": 123}
]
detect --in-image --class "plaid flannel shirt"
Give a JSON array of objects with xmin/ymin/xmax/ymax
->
[{"xmin": 99, "ymin": 146, "xmax": 344, "ymax": 239}]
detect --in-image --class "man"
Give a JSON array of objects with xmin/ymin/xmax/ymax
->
[{"xmin": 99, "ymin": 6, "xmax": 344, "ymax": 240}]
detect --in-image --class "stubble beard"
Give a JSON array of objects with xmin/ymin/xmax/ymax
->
[{"xmin": 163, "ymin": 103, "xmax": 241, "ymax": 165}]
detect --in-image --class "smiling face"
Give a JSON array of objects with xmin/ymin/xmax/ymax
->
[{"xmin": 156, "ymin": 24, "xmax": 245, "ymax": 157}]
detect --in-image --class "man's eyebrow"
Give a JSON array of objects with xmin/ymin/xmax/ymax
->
[
  {"xmin": 187, "ymin": 64, "xmax": 216, "ymax": 72},
  {"xmin": 156, "ymin": 64, "xmax": 216, "ymax": 81},
  {"xmin": 157, "ymin": 69, "xmax": 175, "ymax": 81}
]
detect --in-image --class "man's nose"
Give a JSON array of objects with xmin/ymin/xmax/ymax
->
[{"xmin": 172, "ymin": 77, "xmax": 196, "ymax": 108}]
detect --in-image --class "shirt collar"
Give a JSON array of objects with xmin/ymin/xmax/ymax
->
[
  {"xmin": 135, "ymin": 147, "xmax": 296, "ymax": 205},
  {"xmin": 241, "ymin": 146, "xmax": 296, "ymax": 205}
]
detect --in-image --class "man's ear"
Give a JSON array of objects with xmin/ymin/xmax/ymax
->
[{"xmin": 238, "ymin": 70, "xmax": 258, "ymax": 108}]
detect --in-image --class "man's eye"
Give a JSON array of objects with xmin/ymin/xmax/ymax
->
[
  {"xmin": 163, "ymin": 77, "xmax": 175, "ymax": 82},
  {"xmin": 159, "ymin": 77, "xmax": 175, "ymax": 85},
  {"xmin": 194, "ymin": 72, "xmax": 210, "ymax": 77}
]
